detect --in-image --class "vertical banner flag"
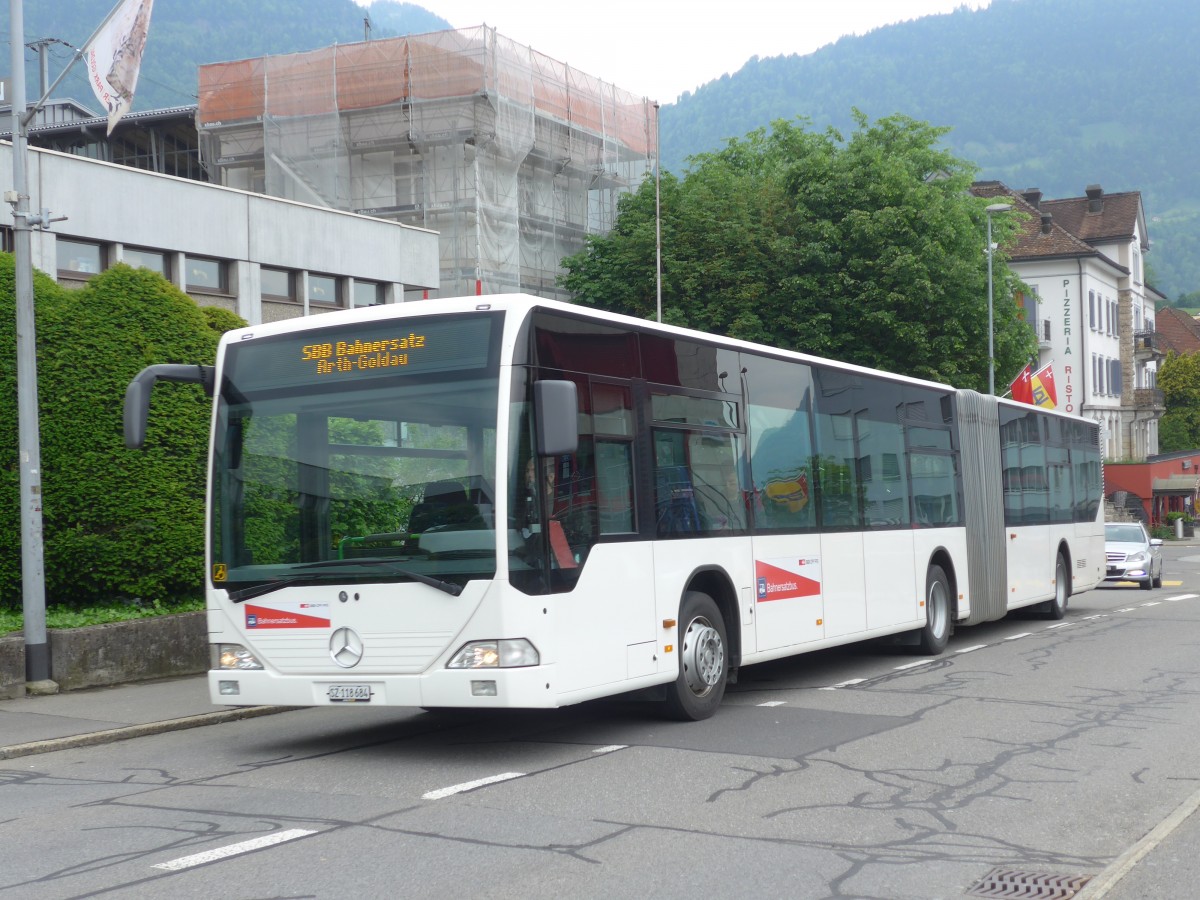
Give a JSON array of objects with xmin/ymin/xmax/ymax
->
[
  {"xmin": 85, "ymin": 0, "xmax": 155, "ymax": 135},
  {"xmin": 1009, "ymin": 364, "xmax": 1034, "ymax": 404},
  {"xmin": 1030, "ymin": 362, "xmax": 1058, "ymax": 409}
]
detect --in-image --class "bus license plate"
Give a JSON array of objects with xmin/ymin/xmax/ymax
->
[{"xmin": 327, "ymin": 684, "xmax": 372, "ymax": 703}]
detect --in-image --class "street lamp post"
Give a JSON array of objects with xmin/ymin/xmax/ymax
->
[{"xmin": 985, "ymin": 202, "xmax": 1012, "ymax": 395}]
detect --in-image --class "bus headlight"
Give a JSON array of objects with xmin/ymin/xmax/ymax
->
[
  {"xmin": 447, "ymin": 639, "xmax": 539, "ymax": 669},
  {"xmin": 214, "ymin": 643, "xmax": 264, "ymax": 670}
]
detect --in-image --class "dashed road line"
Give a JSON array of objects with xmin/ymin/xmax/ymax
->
[
  {"xmin": 807, "ymin": 593, "xmax": 1200, "ymax": 694},
  {"xmin": 757, "ymin": 700, "xmax": 788, "ymax": 706},
  {"xmin": 422, "ymin": 772, "xmax": 525, "ymax": 800},
  {"xmin": 153, "ymin": 829, "xmax": 316, "ymax": 871},
  {"xmin": 592, "ymin": 745, "xmax": 628, "ymax": 753}
]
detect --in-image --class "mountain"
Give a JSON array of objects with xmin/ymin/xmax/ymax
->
[
  {"xmin": 12, "ymin": 0, "xmax": 450, "ymax": 110},
  {"xmin": 659, "ymin": 0, "xmax": 1200, "ymax": 299},
  {"xmin": 13, "ymin": 0, "xmax": 1200, "ymax": 298}
]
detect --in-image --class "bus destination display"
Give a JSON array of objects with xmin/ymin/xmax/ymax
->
[
  {"xmin": 302, "ymin": 333, "xmax": 426, "ymax": 375},
  {"xmin": 225, "ymin": 314, "xmax": 497, "ymax": 393}
]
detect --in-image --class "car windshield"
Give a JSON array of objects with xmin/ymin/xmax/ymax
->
[{"xmin": 1106, "ymin": 524, "xmax": 1146, "ymax": 544}]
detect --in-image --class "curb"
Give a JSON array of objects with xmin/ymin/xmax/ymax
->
[
  {"xmin": 0, "ymin": 705, "xmax": 295, "ymax": 761},
  {"xmin": 1073, "ymin": 783, "xmax": 1200, "ymax": 899}
]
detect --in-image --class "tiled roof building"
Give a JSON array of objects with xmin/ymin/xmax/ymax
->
[{"xmin": 973, "ymin": 181, "xmax": 1161, "ymax": 461}]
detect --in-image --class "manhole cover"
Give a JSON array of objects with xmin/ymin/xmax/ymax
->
[{"xmin": 966, "ymin": 867, "xmax": 1092, "ymax": 899}]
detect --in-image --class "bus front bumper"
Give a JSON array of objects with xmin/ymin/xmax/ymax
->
[{"xmin": 208, "ymin": 664, "xmax": 558, "ymax": 710}]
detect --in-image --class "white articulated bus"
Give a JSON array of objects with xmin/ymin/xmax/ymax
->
[{"xmin": 124, "ymin": 295, "xmax": 1105, "ymax": 720}]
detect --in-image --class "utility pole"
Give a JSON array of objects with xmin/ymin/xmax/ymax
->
[{"xmin": 7, "ymin": 0, "xmax": 55, "ymax": 691}]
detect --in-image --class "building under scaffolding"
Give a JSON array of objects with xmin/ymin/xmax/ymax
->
[{"xmin": 196, "ymin": 26, "xmax": 657, "ymax": 301}]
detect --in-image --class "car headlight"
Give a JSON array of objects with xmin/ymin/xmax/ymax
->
[
  {"xmin": 1126, "ymin": 551, "xmax": 1148, "ymax": 566},
  {"xmin": 213, "ymin": 643, "xmax": 264, "ymax": 670},
  {"xmin": 447, "ymin": 639, "xmax": 539, "ymax": 669}
]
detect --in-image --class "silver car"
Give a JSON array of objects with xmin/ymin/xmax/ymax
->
[{"xmin": 1104, "ymin": 522, "xmax": 1164, "ymax": 590}]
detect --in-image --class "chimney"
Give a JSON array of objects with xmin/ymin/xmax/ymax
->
[
  {"xmin": 1022, "ymin": 188, "xmax": 1042, "ymax": 209},
  {"xmin": 1040, "ymin": 213, "xmax": 1053, "ymax": 235},
  {"xmin": 1086, "ymin": 184, "xmax": 1103, "ymax": 213}
]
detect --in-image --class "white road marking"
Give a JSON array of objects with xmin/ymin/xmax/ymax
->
[
  {"xmin": 955, "ymin": 644, "xmax": 987, "ymax": 654},
  {"xmin": 894, "ymin": 659, "xmax": 937, "ymax": 671},
  {"xmin": 757, "ymin": 700, "xmax": 787, "ymax": 707},
  {"xmin": 1141, "ymin": 602, "xmax": 1161, "ymax": 607},
  {"xmin": 1166, "ymin": 593, "xmax": 1198, "ymax": 602},
  {"xmin": 422, "ymin": 772, "xmax": 525, "ymax": 800},
  {"xmin": 1005, "ymin": 632, "xmax": 1032, "ymax": 640},
  {"xmin": 1116, "ymin": 608, "xmax": 1137, "ymax": 613},
  {"xmin": 1046, "ymin": 622, "xmax": 1071, "ymax": 629},
  {"xmin": 1083, "ymin": 614, "xmax": 1108, "ymax": 620},
  {"xmin": 820, "ymin": 678, "xmax": 867, "ymax": 691},
  {"xmin": 592, "ymin": 745, "xmax": 628, "ymax": 753},
  {"xmin": 153, "ymin": 829, "xmax": 316, "ymax": 871}
]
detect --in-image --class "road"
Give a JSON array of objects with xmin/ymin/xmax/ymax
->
[{"xmin": 4, "ymin": 547, "xmax": 1200, "ymax": 899}]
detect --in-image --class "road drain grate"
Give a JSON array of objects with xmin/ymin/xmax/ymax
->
[{"xmin": 966, "ymin": 867, "xmax": 1092, "ymax": 898}]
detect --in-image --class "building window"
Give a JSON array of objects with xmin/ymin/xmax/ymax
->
[
  {"xmin": 123, "ymin": 246, "xmax": 170, "ymax": 278},
  {"xmin": 260, "ymin": 266, "xmax": 295, "ymax": 301},
  {"xmin": 307, "ymin": 273, "xmax": 340, "ymax": 306},
  {"xmin": 56, "ymin": 238, "xmax": 107, "ymax": 276},
  {"xmin": 1089, "ymin": 291, "xmax": 1096, "ymax": 330},
  {"xmin": 353, "ymin": 279, "xmax": 382, "ymax": 307},
  {"xmin": 0, "ymin": 226, "xmax": 12, "ymax": 253},
  {"xmin": 185, "ymin": 256, "xmax": 227, "ymax": 294}
]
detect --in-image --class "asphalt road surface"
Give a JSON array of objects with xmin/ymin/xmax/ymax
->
[{"xmin": 4, "ymin": 547, "xmax": 1200, "ymax": 899}]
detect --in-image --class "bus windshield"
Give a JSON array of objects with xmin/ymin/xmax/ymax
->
[{"xmin": 210, "ymin": 312, "xmax": 502, "ymax": 594}]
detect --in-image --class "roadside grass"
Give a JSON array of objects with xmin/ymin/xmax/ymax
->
[{"xmin": 0, "ymin": 598, "xmax": 204, "ymax": 636}]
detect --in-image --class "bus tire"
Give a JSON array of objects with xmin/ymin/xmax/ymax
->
[
  {"xmin": 663, "ymin": 590, "xmax": 727, "ymax": 721},
  {"xmin": 917, "ymin": 565, "xmax": 952, "ymax": 655},
  {"xmin": 1046, "ymin": 553, "xmax": 1070, "ymax": 618}
]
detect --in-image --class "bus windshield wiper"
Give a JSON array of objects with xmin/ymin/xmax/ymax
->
[
  {"xmin": 228, "ymin": 576, "xmax": 321, "ymax": 603},
  {"xmin": 293, "ymin": 558, "xmax": 464, "ymax": 596}
]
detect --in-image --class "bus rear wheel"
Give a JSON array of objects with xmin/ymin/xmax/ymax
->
[
  {"xmin": 917, "ymin": 565, "xmax": 952, "ymax": 655},
  {"xmin": 1045, "ymin": 553, "xmax": 1070, "ymax": 618},
  {"xmin": 663, "ymin": 591, "xmax": 727, "ymax": 721}
]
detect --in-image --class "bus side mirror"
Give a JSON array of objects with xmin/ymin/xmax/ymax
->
[
  {"xmin": 124, "ymin": 364, "xmax": 215, "ymax": 449},
  {"xmin": 534, "ymin": 380, "xmax": 578, "ymax": 457}
]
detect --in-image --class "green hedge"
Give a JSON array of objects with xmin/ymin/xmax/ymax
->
[{"xmin": 0, "ymin": 257, "xmax": 245, "ymax": 609}]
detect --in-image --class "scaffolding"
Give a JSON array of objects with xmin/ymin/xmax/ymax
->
[{"xmin": 196, "ymin": 26, "xmax": 657, "ymax": 301}]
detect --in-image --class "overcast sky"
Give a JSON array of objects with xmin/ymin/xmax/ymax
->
[{"xmin": 356, "ymin": 0, "xmax": 995, "ymax": 103}]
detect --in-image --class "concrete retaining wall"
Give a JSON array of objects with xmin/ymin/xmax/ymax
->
[
  {"xmin": 31, "ymin": 611, "xmax": 209, "ymax": 692},
  {"xmin": 48, "ymin": 612, "xmax": 208, "ymax": 691},
  {"xmin": 0, "ymin": 634, "xmax": 24, "ymax": 700}
]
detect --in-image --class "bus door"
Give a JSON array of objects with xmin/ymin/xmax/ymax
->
[{"xmin": 745, "ymin": 379, "xmax": 825, "ymax": 652}]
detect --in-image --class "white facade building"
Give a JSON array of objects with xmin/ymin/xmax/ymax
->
[
  {"xmin": 974, "ymin": 183, "xmax": 1162, "ymax": 461},
  {"xmin": 1, "ymin": 139, "xmax": 439, "ymax": 324}
]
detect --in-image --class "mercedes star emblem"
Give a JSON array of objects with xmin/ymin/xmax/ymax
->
[{"xmin": 329, "ymin": 627, "xmax": 364, "ymax": 668}]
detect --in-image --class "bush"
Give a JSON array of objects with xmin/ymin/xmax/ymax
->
[{"xmin": 0, "ymin": 258, "xmax": 247, "ymax": 609}]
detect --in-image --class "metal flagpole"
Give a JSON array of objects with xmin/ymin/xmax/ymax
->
[{"xmin": 7, "ymin": 0, "xmax": 53, "ymax": 690}]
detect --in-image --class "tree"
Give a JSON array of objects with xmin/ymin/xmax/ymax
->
[
  {"xmin": 1158, "ymin": 351, "xmax": 1200, "ymax": 451},
  {"xmin": 0, "ymin": 259, "xmax": 246, "ymax": 609},
  {"xmin": 561, "ymin": 112, "xmax": 1034, "ymax": 391}
]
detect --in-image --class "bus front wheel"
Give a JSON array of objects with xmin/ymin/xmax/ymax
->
[
  {"xmin": 663, "ymin": 591, "xmax": 728, "ymax": 721},
  {"xmin": 918, "ymin": 565, "xmax": 952, "ymax": 655}
]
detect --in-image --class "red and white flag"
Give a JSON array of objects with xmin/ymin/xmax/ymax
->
[
  {"xmin": 1009, "ymin": 364, "xmax": 1033, "ymax": 404},
  {"xmin": 84, "ymin": 0, "xmax": 155, "ymax": 135},
  {"xmin": 1009, "ymin": 362, "xmax": 1058, "ymax": 409}
]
